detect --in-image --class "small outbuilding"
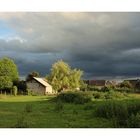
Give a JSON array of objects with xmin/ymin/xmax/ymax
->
[{"xmin": 27, "ymin": 77, "xmax": 53, "ymax": 95}]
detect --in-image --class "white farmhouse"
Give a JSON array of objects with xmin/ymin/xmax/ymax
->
[{"xmin": 27, "ymin": 77, "xmax": 53, "ymax": 95}]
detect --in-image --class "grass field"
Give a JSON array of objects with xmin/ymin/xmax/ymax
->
[{"xmin": 0, "ymin": 93, "xmax": 140, "ymax": 128}]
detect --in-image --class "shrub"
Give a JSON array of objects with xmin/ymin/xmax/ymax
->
[
  {"xmin": 87, "ymin": 85, "xmax": 101, "ymax": 92},
  {"xmin": 92, "ymin": 90, "xmax": 128, "ymax": 100},
  {"xmin": 128, "ymin": 113, "xmax": 140, "ymax": 128},
  {"xmin": 101, "ymin": 86, "xmax": 111, "ymax": 92},
  {"xmin": 94, "ymin": 101, "xmax": 129, "ymax": 127},
  {"xmin": 103, "ymin": 91, "xmax": 127, "ymax": 100},
  {"xmin": 95, "ymin": 101, "xmax": 127, "ymax": 118},
  {"xmin": 57, "ymin": 91, "xmax": 92, "ymax": 104},
  {"xmin": 12, "ymin": 86, "xmax": 18, "ymax": 96},
  {"xmin": 116, "ymin": 87, "xmax": 133, "ymax": 93},
  {"xmin": 113, "ymin": 92, "xmax": 127, "ymax": 99},
  {"xmin": 24, "ymin": 104, "xmax": 33, "ymax": 113},
  {"xmin": 93, "ymin": 92, "xmax": 102, "ymax": 99},
  {"xmin": 104, "ymin": 93, "xmax": 113, "ymax": 99},
  {"xmin": 127, "ymin": 100, "xmax": 140, "ymax": 116},
  {"xmin": 94, "ymin": 100, "xmax": 140, "ymax": 127}
]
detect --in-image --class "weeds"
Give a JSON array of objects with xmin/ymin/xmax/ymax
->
[
  {"xmin": 54, "ymin": 100, "xmax": 64, "ymax": 112},
  {"xmin": 128, "ymin": 113, "xmax": 140, "ymax": 128},
  {"xmin": 57, "ymin": 92, "xmax": 92, "ymax": 104},
  {"xmin": 94, "ymin": 100, "xmax": 140, "ymax": 127},
  {"xmin": 14, "ymin": 113, "xmax": 29, "ymax": 128}
]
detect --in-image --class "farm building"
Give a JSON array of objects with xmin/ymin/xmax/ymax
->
[
  {"xmin": 88, "ymin": 80, "xmax": 106, "ymax": 86},
  {"xmin": 27, "ymin": 77, "xmax": 53, "ymax": 95},
  {"xmin": 125, "ymin": 79, "xmax": 140, "ymax": 88},
  {"xmin": 85, "ymin": 80, "xmax": 117, "ymax": 87}
]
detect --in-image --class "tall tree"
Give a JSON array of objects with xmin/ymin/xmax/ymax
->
[
  {"xmin": 0, "ymin": 57, "xmax": 19, "ymax": 82},
  {"xmin": 47, "ymin": 60, "xmax": 83, "ymax": 92}
]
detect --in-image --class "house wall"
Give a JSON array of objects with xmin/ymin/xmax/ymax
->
[
  {"xmin": 45, "ymin": 86, "xmax": 53, "ymax": 95},
  {"xmin": 105, "ymin": 80, "xmax": 117, "ymax": 86},
  {"xmin": 27, "ymin": 79, "xmax": 45, "ymax": 95}
]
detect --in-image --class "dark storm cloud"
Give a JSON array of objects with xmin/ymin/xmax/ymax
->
[{"xmin": 0, "ymin": 13, "xmax": 140, "ymax": 79}]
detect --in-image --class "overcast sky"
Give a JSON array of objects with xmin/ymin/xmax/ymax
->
[{"xmin": 0, "ymin": 12, "xmax": 140, "ymax": 79}]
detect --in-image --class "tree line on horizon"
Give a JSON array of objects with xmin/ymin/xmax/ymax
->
[{"xmin": 0, "ymin": 56, "xmax": 139, "ymax": 95}]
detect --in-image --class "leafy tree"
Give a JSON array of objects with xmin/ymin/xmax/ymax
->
[
  {"xmin": 69, "ymin": 69, "xmax": 83, "ymax": 89},
  {"xmin": 47, "ymin": 60, "xmax": 83, "ymax": 92},
  {"xmin": 26, "ymin": 71, "xmax": 40, "ymax": 82},
  {"xmin": 0, "ymin": 57, "xmax": 19, "ymax": 82},
  {"xmin": 119, "ymin": 81, "xmax": 132, "ymax": 88},
  {"xmin": 0, "ymin": 76, "xmax": 13, "ymax": 93}
]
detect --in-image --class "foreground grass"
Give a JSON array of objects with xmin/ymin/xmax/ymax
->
[{"xmin": 0, "ymin": 93, "xmax": 140, "ymax": 128}]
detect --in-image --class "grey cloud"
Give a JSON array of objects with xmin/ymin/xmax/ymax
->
[{"xmin": 0, "ymin": 13, "xmax": 140, "ymax": 79}]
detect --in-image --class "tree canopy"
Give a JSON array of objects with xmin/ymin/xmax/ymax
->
[
  {"xmin": 0, "ymin": 57, "xmax": 19, "ymax": 82},
  {"xmin": 0, "ymin": 57, "xmax": 19, "ymax": 92},
  {"xmin": 0, "ymin": 76, "xmax": 13, "ymax": 90},
  {"xmin": 47, "ymin": 60, "xmax": 83, "ymax": 92}
]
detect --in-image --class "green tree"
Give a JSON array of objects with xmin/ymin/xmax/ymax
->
[
  {"xmin": 0, "ymin": 76, "xmax": 13, "ymax": 93},
  {"xmin": 47, "ymin": 60, "xmax": 83, "ymax": 92},
  {"xmin": 119, "ymin": 80, "xmax": 132, "ymax": 88},
  {"xmin": 26, "ymin": 71, "xmax": 40, "ymax": 82},
  {"xmin": 69, "ymin": 69, "xmax": 83, "ymax": 89},
  {"xmin": 0, "ymin": 57, "xmax": 19, "ymax": 82}
]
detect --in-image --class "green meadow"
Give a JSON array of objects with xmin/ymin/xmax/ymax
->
[{"xmin": 0, "ymin": 93, "xmax": 140, "ymax": 128}]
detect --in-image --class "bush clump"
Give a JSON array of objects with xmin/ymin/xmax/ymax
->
[
  {"xmin": 127, "ymin": 100, "xmax": 140, "ymax": 115},
  {"xmin": 92, "ymin": 91, "xmax": 127, "ymax": 100},
  {"xmin": 93, "ymin": 92, "xmax": 101, "ymax": 99},
  {"xmin": 12, "ymin": 86, "xmax": 18, "ymax": 96},
  {"xmin": 101, "ymin": 86, "xmax": 114, "ymax": 92},
  {"xmin": 87, "ymin": 85, "xmax": 101, "ymax": 92},
  {"xmin": 94, "ymin": 100, "xmax": 140, "ymax": 127},
  {"xmin": 57, "ymin": 91, "xmax": 92, "ymax": 104},
  {"xmin": 128, "ymin": 113, "xmax": 140, "ymax": 128},
  {"xmin": 104, "ymin": 93, "xmax": 113, "ymax": 99}
]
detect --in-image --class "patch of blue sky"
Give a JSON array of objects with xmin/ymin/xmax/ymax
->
[{"xmin": 0, "ymin": 20, "xmax": 17, "ymax": 39}]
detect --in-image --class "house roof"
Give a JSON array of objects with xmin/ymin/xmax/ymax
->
[
  {"xmin": 33, "ymin": 77, "xmax": 52, "ymax": 87},
  {"xmin": 89, "ymin": 80, "xmax": 106, "ymax": 86}
]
